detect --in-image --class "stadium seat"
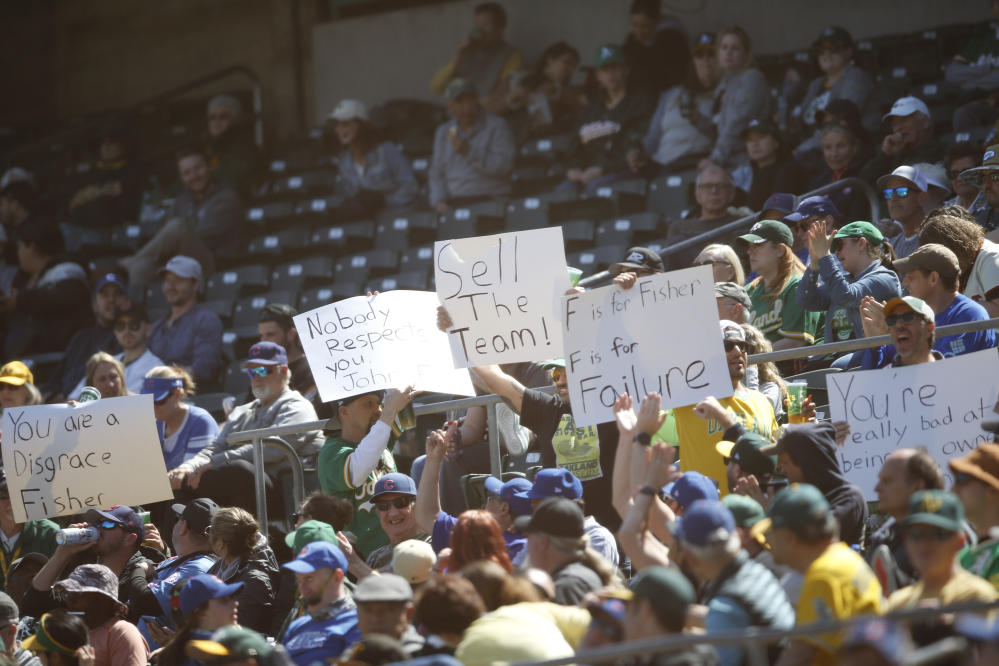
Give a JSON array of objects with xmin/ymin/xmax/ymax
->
[
  {"xmin": 367, "ymin": 269, "xmax": 431, "ymax": 292},
  {"xmin": 246, "ymin": 227, "xmax": 312, "ymax": 259},
  {"xmin": 374, "ymin": 210, "xmax": 437, "ymax": 249},
  {"xmin": 648, "ymin": 172, "xmax": 696, "ymax": 217},
  {"xmin": 519, "ymin": 133, "xmax": 575, "ymax": 160},
  {"xmin": 245, "ymin": 201, "xmax": 295, "ymax": 226},
  {"xmin": 223, "ymin": 359, "xmax": 250, "ymax": 397},
  {"xmin": 202, "ymin": 297, "xmax": 236, "ymax": 325},
  {"xmin": 231, "ymin": 290, "xmax": 298, "ymax": 339},
  {"xmin": 438, "ymin": 200, "xmax": 506, "ymax": 238},
  {"xmin": 399, "ymin": 246, "xmax": 435, "ymax": 273},
  {"xmin": 596, "ymin": 212, "xmax": 662, "ymax": 247},
  {"xmin": 560, "ymin": 220, "xmax": 596, "ymax": 252},
  {"xmin": 190, "ymin": 392, "xmax": 229, "ymax": 421},
  {"xmin": 267, "ymin": 171, "xmax": 337, "ymax": 198},
  {"xmin": 298, "ymin": 282, "xmax": 363, "ymax": 311},
  {"xmin": 311, "ymin": 220, "xmax": 376, "ymax": 252},
  {"xmin": 506, "ymin": 190, "xmax": 577, "ymax": 230},
  {"xmin": 272, "ymin": 256, "xmax": 335, "ymax": 293},
  {"xmin": 333, "ymin": 249, "xmax": 399, "ymax": 282},
  {"xmin": 205, "ymin": 264, "xmax": 271, "ymax": 301},
  {"xmin": 566, "ymin": 244, "xmax": 627, "ymax": 273},
  {"xmin": 109, "ymin": 225, "xmax": 143, "ymax": 252}
]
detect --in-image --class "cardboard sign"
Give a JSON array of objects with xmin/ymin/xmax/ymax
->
[
  {"xmin": 435, "ymin": 227, "xmax": 569, "ymax": 367},
  {"xmin": 295, "ymin": 290, "xmax": 474, "ymax": 403},
  {"xmin": 2, "ymin": 395, "xmax": 173, "ymax": 522},
  {"xmin": 827, "ymin": 349, "xmax": 999, "ymax": 498},
  {"xmin": 561, "ymin": 266, "xmax": 733, "ymax": 427}
]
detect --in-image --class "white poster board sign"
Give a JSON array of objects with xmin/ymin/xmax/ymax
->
[
  {"xmin": 295, "ymin": 290, "xmax": 475, "ymax": 403},
  {"xmin": 828, "ymin": 349, "xmax": 999, "ymax": 498},
  {"xmin": 2, "ymin": 395, "xmax": 173, "ymax": 522},
  {"xmin": 562, "ymin": 265, "xmax": 733, "ymax": 427},
  {"xmin": 435, "ymin": 227, "xmax": 569, "ymax": 367}
]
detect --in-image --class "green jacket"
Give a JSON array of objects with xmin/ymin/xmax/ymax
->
[{"xmin": 0, "ymin": 519, "xmax": 60, "ymax": 590}]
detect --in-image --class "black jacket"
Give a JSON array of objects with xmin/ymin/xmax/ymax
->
[{"xmin": 208, "ymin": 543, "xmax": 281, "ymax": 634}]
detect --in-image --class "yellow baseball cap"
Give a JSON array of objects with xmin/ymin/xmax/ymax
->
[{"xmin": 0, "ymin": 361, "xmax": 33, "ymax": 387}]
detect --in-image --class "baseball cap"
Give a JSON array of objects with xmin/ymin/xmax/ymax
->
[
  {"xmin": 171, "ymin": 498, "xmax": 219, "ymax": 536},
  {"xmin": 627, "ymin": 566, "xmax": 694, "ymax": 628},
  {"xmin": 595, "ymin": 44, "xmax": 625, "ymax": 67},
  {"xmin": 715, "ymin": 432, "xmax": 776, "ymax": 478},
  {"xmin": 692, "ymin": 32, "xmax": 716, "ymax": 54},
  {"xmin": 282, "ymin": 540, "xmax": 348, "ymax": 574},
  {"xmin": 714, "ymin": 282, "xmax": 752, "ymax": 310},
  {"xmin": 284, "ymin": 519, "xmax": 338, "ymax": 554},
  {"xmin": 783, "ymin": 195, "xmax": 842, "ymax": 223},
  {"xmin": 754, "ymin": 483, "xmax": 831, "ymax": 536},
  {"xmin": 914, "ymin": 162, "xmax": 952, "ymax": 194},
  {"xmin": 813, "ymin": 26, "xmax": 853, "ymax": 51},
  {"xmin": 86, "ymin": 505, "xmax": 145, "ymax": 541},
  {"xmin": 669, "ymin": 472, "xmax": 719, "ymax": 509},
  {"xmin": 0, "ymin": 361, "xmax": 33, "ymax": 387},
  {"xmin": 740, "ymin": 118, "xmax": 779, "ymax": 140},
  {"xmin": 0, "ymin": 592, "xmax": 17, "ymax": 624},
  {"xmin": 392, "ymin": 539, "xmax": 437, "ymax": 585},
  {"xmin": 180, "ymin": 574, "xmax": 244, "ymax": 617},
  {"xmin": 187, "ymin": 626, "xmax": 273, "ymax": 663},
  {"xmin": 671, "ymin": 500, "xmax": 736, "ymax": 547},
  {"xmin": 329, "ymin": 98, "xmax": 369, "ymax": 122},
  {"xmin": 883, "ymin": 96, "xmax": 930, "ymax": 121},
  {"xmin": 335, "ymin": 390, "xmax": 384, "ymax": 411},
  {"xmin": 93, "ymin": 272, "xmax": 128, "ymax": 296},
  {"xmin": 950, "ymin": 443, "xmax": 999, "ymax": 493},
  {"xmin": 484, "ymin": 476, "xmax": 533, "ymax": 504},
  {"xmin": 514, "ymin": 497, "xmax": 584, "ymax": 538},
  {"xmin": 159, "ymin": 255, "xmax": 203, "ymax": 282},
  {"xmin": 522, "ymin": 468, "xmax": 583, "ymax": 500},
  {"xmin": 833, "ymin": 220, "xmax": 884, "ymax": 246},
  {"xmin": 609, "ymin": 246, "xmax": 664, "ymax": 275},
  {"xmin": 243, "ymin": 341, "xmax": 288, "ymax": 367},
  {"xmin": 259, "ymin": 302, "xmax": 297, "ymax": 327},
  {"xmin": 720, "ymin": 319, "xmax": 747, "ymax": 343},
  {"xmin": 960, "ymin": 144, "xmax": 999, "ymax": 186},
  {"xmin": 901, "ymin": 490, "xmax": 964, "ymax": 533},
  {"xmin": 883, "ymin": 296, "xmax": 935, "ymax": 323},
  {"xmin": 444, "ymin": 78, "xmax": 477, "ymax": 101},
  {"xmin": 722, "ymin": 494, "xmax": 766, "ymax": 528},
  {"xmin": 371, "ymin": 473, "xmax": 418, "ymax": 500},
  {"xmin": 758, "ymin": 192, "xmax": 795, "ymax": 219},
  {"xmin": 112, "ymin": 302, "xmax": 148, "ymax": 324},
  {"xmin": 6, "ymin": 553, "xmax": 48, "ymax": 582},
  {"xmin": 876, "ymin": 165, "xmax": 929, "ymax": 192},
  {"xmin": 892, "ymin": 243, "xmax": 960, "ymax": 282},
  {"xmin": 142, "ymin": 376, "xmax": 184, "ymax": 402},
  {"xmin": 354, "ymin": 573, "xmax": 413, "ymax": 603},
  {"xmin": 738, "ymin": 219, "xmax": 794, "ymax": 247}
]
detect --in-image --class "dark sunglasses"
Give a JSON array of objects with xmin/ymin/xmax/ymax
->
[
  {"xmin": 114, "ymin": 320, "xmax": 142, "ymax": 332},
  {"xmin": 244, "ymin": 366, "xmax": 278, "ymax": 380},
  {"xmin": 290, "ymin": 511, "xmax": 307, "ymax": 524},
  {"xmin": 724, "ymin": 340, "xmax": 746, "ymax": 352},
  {"xmin": 882, "ymin": 187, "xmax": 911, "ymax": 200},
  {"xmin": 154, "ymin": 394, "xmax": 172, "ymax": 407},
  {"xmin": 375, "ymin": 497, "xmax": 413, "ymax": 512},
  {"xmin": 904, "ymin": 526, "xmax": 953, "ymax": 542},
  {"xmin": 99, "ymin": 520, "xmax": 122, "ymax": 531},
  {"xmin": 885, "ymin": 312, "xmax": 919, "ymax": 327}
]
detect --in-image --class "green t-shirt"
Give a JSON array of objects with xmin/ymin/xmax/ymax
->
[
  {"xmin": 960, "ymin": 538, "xmax": 999, "ymax": 591},
  {"xmin": 318, "ymin": 436, "xmax": 397, "ymax": 557},
  {"xmin": 747, "ymin": 275, "xmax": 819, "ymax": 345}
]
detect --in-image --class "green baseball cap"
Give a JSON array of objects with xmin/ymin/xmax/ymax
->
[
  {"xmin": 833, "ymin": 221, "xmax": 884, "ymax": 246},
  {"xmin": 755, "ymin": 483, "xmax": 830, "ymax": 536},
  {"xmin": 738, "ymin": 219, "xmax": 794, "ymax": 247},
  {"xmin": 715, "ymin": 432, "xmax": 776, "ymax": 478},
  {"xmin": 284, "ymin": 519, "xmax": 338, "ymax": 555},
  {"xmin": 541, "ymin": 358, "xmax": 566, "ymax": 369},
  {"xmin": 626, "ymin": 565, "xmax": 694, "ymax": 626},
  {"xmin": 187, "ymin": 626, "xmax": 273, "ymax": 662},
  {"xmin": 595, "ymin": 44, "xmax": 625, "ymax": 68},
  {"xmin": 884, "ymin": 296, "xmax": 935, "ymax": 323},
  {"xmin": 901, "ymin": 490, "xmax": 964, "ymax": 533},
  {"xmin": 722, "ymin": 494, "xmax": 766, "ymax": 528}
]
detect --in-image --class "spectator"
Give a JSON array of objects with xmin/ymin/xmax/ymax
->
[
  {"xmin": 740, "ymin": 220, "xmax": 820, "ymax": 349},
  {"xmin": 98, "ymin": 304, "xmax": 161, "ymax": 395},
  {"xmin": 860, "ymin": 96, "xmax": 944, "ymax": 185},
  {"xmin": 630, "ymin": 31, "xmax": 719, "ymax": 175},
  {"xmin": 3, "ymin": 222, "xmax": 90, "ymax": 359},
  {"xmin": 412, "ymin": 575, "xmax": 485, "ymax": 655},
  {"xmin": 275, "ymin": 520, "xmax": 340, "ymax": 639},
  {"xmin": 154, "ymin": 572, "xmax": 241, "ymax": 666},
  {"xmin": 878, "ymin": 165, "xmax": 928, "ymax": 258},
  {"xmin": 428, "ymin": 78, "xmax": 515, "ymax": 212},
  {"xmin": 705, "ymin": 26, "xmax": 772, "ymax": 168},
  {"xmin": 562, "ymin": 45, "xmax": 651, "ymax": 192},
  {"xmin": 429, "ymin": 2, "xmax": 523, "ymax": 114},
  {"xmin": 671, "ymin": 500, "xmax": 794, "ymax": 666},
  {"xmin": 805, "ymin": 123, "xmax": 870, "ymax": 225},
  {"xmin": 914, "ymin": 162, "xmax": 953, "ymax": 214},
  {"xmin": 500, "ymin": 41, "xmax": 582, "ymax": 140},
  {"xmin": 0, "ymin": 180, "xmax": 37, "ymax": 266},
  {"xmin": 257, "ymin": 303, "xmax": 327, "ymax": 418},
  {"xmin": 959, "ymin": 143, "xmax": 999, "ymax": 231},
  {"xmin": 756, "ymin": 484, "xmax": 882, "ymax": 664},
  {"xmin": 715, "ymin": 280, "xmax": 752, "ymax": 323},
  {"xmin": 716, "ymin": 431, "xmax": 779, "ymax": 503},
  {"xmin": 665, "ymin": 165, "xmax": 740, "ymax": 270},
  {"xmin": 170, "ymin": 342, "xmax": 323, "ymax": 513},
  {"xmin": 187, "ymin": 626, "xmax": 281, "ymax": 666},
  {"xmin": 289, "ymin": 492, "xmax": 354, "ymax": 532},
  {"xmin": 42, "ymin": 271, "xmax": 128, "ymax": 402},
  {"xmin": 944, "ymin": 141, "xmax": 984, "ymax": 212},
  {"xmin": 142, "ymin": 367, "xmax": 218, "ymax": 472},
  {"xmin": 121, "ymin": 147, "xmax": 242, "ymax": 288},
  {"xmin": 666, "ymin": 472, "xmax": 720, "ymax": 516},
  {"xmin": 862, "ymin": 296, "xmax": 941, "ymax": 368},
  {"xmin": 391, "ymin": 539, "xmax": 436, "ymax": 591},
  {"xmin": 146, "ymin": 256, "xmax": 223, "ymax": 385},
  {"xmin": 81, "ymin": 352, "xmax": 128, "ymax": 399},
  {"xmin": 354, "ymin": 574, "xmax": 423, "ymax": 656},
  {"xmin": 722, "ymin": 493, "xmax": 789, "ymax": 580},
  {"xmin": 885, "ymin": 490, "xmax": 996, "ymax": 612},
  {"xmin": 732, "ymin": 118, "xmax": 797, "ymax": 210},
  {"xmin": 66, "ymin": 123, "xmax": 141, "ymax": 229},
  {"xmin": 783, "ymin": 195, "xmax": 844, "ymax": 266},
  {"xmin": 328, "ymin": 99, "xmax": 418, "ymax": 215},
  {"xmin": 205, "ymin": 507, "xmax": 280, "ymax": 634},
  {"xmin": 444, "ymin": 510, "xmax": 512, "ymax": 574},
  {"xmin": 362, "ymin": 473, "xmax": 430, "ymax": 571},
  {"xmin": 740, "ymin": 323, "xmax": 788, "ymax": 420},
  {"xmin": 0, "ymin": 361, "xmax": 42, "ymax": 410},
  {"xmin": 281, "ymin": 541, "xmax": 360, "ymax": 665},
  {"xmin": 459, "ymin": 560, "xmax": 542, "ymax": 613},
  {"xmin": 318, "ymin": 388, "xmax": 415, "ymax": 558},
  {"xmin": 19, "ymin": 610, "xmax": 89, "ymax": 666},
  {"xmin": 204, "ymin": 94, "xmax": 260, "ymax": 195},
  {"xmin": 918, "ymin": 207, "xmax": 999, "ymax": 315},
  {"xmin": 945, "ymin": 2, "xmax": 999, "ymax": 132},
  {"xmin": 696, "ymin": 244, "xmax": 746, "ymax": 284},
  {"xmin": 622, "ymin": 0, "xmax": 691, "ymax": 97},
  {"xmin": 0, "ymin": 471, "xmax": 58, "ymax": 592},
  {"xmin": 950, "ymin": 443, "xmax": 999, "ymax": 588},
  {"xmin": 513, "ymin": 498, "xmax": 615, "ymax": 605}
]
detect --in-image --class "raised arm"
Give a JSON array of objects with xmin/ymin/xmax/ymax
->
[
  {"xmin": 469, "ymin": 364, "xmax": 527, "ymax": 414},
  {"xmin": 415, "ymin": 425, "xmax": 455, "ymax": 534}
]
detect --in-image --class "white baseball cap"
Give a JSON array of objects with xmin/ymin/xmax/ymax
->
[
  {"xmin": 876, "ymin": 165, "xmax": 929, "ymax": 192},
  {"xmin": 159, "ymin": 255, "xmax": 203, "ymax": 282},
  {"xmin": 328, "ymin": 99, "xmax": 368, "ymax": 122},
  {"xmin": 882, "ymin": 96, "xmax": 930, "ymax": 121},
  {"xmin": 913, "ymin": 162, "xmax": 952, "ymax": 194}
]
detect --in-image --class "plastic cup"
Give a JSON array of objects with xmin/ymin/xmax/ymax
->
[
  {"xmin": 391, "ymin": 403, "xmax": 417, "ymax": 438},
  {"xmin": 567, "ymin": 267, "xmax": 583, "ymax": 287},
  {"xmin": 787, "ymin": 382, "xmax": 808, "ymax": 424}
]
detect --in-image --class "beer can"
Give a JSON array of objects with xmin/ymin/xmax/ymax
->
[
  {"xmin": 78, "ymin": 386, "xmax": 102, "ymax": 403},
  {"xmin": 55, "ymin": 527, "xmax": 99, "ymax": 546}
]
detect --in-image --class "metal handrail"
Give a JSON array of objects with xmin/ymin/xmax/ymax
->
[{"xmin": 222, "ymin": 432, "xmax": 307, "ymax": 528}]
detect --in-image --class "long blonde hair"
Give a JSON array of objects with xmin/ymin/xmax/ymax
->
[
  {"xmin": 698, "ymin": 243, "xmax": 746, "ymax": 285},
  {"xmin": 85, "ymin": 352, "xmax": 128, "ymax": 396},
  {"xmin": 748, "ymin": 243, "xmax": 805, "ymax": 305}
]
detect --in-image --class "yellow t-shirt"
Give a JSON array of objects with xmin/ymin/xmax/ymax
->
[
  {"xmin": 797, "ymin": 542, "xmax": 883, "ymax": 665},
  {"xmin": 455, "ymin": 601, "xmax": 590, "ymax": 666},
  {"xmin": 672, "ymin": 387, "xmax": 778, "ymax": 494},
  {"xmin": 885, "ymin": 567, "xmax": 997, "ymax": 612}
]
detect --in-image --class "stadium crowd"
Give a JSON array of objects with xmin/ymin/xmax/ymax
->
[{"xmin": 4, "ymin": 1, "xmax": 999, "ymax": 665}]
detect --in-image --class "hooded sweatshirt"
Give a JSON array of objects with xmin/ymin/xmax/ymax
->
[{"xmin": 779, "ymin": 422, "xmax": 868, "ymax": 547}]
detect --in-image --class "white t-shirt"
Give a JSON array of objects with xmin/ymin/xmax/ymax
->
[
  {"xmin": 69, "ymin": 348, "xmax": 164, "ymax": 399},
  {"xmin": 965, "ymin": 239, "xmax": 999, "ymax": 303}
]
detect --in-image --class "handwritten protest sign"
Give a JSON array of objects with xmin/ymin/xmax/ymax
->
[
  {"xmin": 295, "ymin": 290, "xmax": 474, "ymax": 403},
  {"xmin": 828, "ymin": 349, "xmax": 999, "ymax": 498},
  {"xmin": 435, "ymin": 227, "xmax": 569, "ymax": 367},
  {"xmin": 2, "ymin": 395, "xmax": 172, "ymax": 522},
  {"xmin": 562, "ymin": 265, "xmax": 732, "ymax": 427}
]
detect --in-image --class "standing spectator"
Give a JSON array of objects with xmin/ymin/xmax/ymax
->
[
  {"xmin": 945, "ymin": 141, "xmax": 985, "ymax": 212},
  {"xmin": 430, "ymin": 3, "xmax": 523, "ymax": 115},
  {"xmin": 445, "ymin": 510, "xmax": 513, "ymax": 574},
  {"xmin": 621, "ymin": 0, "xmax": 692, "ymax": 97},
  {"xmin": 328, "ymin": 99, "xmax": 418, "ymax": 215},
  {"xmin": 918, "ymin": 208, "xmax": 999, "ymax": 315},
  {"xmin": 257, "ymin": 303, "xmax": 327, "ymax": 418},
  {"xmin": 204, "ymin": 94, "xmax": 260, "ymax": 196},
  {"xmin": 857, "ymin": 296, "xmax": 941, "ymax": 368},
  {"xmin": 878, "ymin": 165, "xmax": 928, "ymax": 258},
  {"xmin": 0, "ymin": 361, "xmax": 42, "ymax": 410},
  {"xmin": 731, "ymin": 118, "xmax": 797, "ymax": 210},
  {"xmin": 665, "ymin": 165, "xmax": 740, "ymax": 270},
  {"xmin": 143, "ymin": 367, "xmax": 218, "ymax": 472},
  {"xmin": 66, "ymin": 124, "xmax": 142, "ymax": 229},
  {"xmin": 805, "ymin": 123, "xmax": 869, "ymax": 225},
  {"xmin": 415, "ymin": 575, "xmax": 485, "ymax": 657},
  {"xmin": 80, "ymin": 352, "xmax": 128, "ymax": 399},
  {"xmin": 121, "ymin": 147, "xmax": 243, "ymax": 288},
  {"xmin": 950, "ymin": 444, "xmax": 999, "ymax": 588},
  {"xmin": 959, "ymin": 143, "xmax": 999, "ymax": 231},
  {"xmin": 723, "ymin": 493, "xmax": 789, "ymax": 580},
  {"xmin": 0, "ymin": 471, "xmax": 58, "ymax": 592},
  {"xmin": 428, "ymin": 78, "xmax": 515, "ymax": 213},
  {"xmin": 860, "ymin": 97, "xmax": 944, "ymax": 185},
  {"xmin": 146, "ymin": 256, "xmax": 223, "ymax": 385}
]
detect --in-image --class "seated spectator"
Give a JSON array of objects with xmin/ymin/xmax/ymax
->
[
  {"xmin": 459, "ymin": 560, "xmax": 543, "ymax": 613},
  {"xmin": 950, "ymin": 444, "xmax": 999, "ymax": 588},
  {"xmin": 101, "ymin": 304, "xmax": 162, "ymax": 395},
  {"xmin": 621, "ymin": 0, "xmax": 691, "ymax": 97},
  {"xmin": 0, "ymin": 180, "xmax": 38, "ymax": 266},
  {"xmin": 170, "ymin": 342, "xmax": 323, "ymax": 513},
  {"xmin": 959, "ymin": 143, "xmax": 999, "ymax": 231},
  {"xmin": 66, "ymin": 123, "xmax": 141, "ymax": 229},
  {"xmin": 705, "ymin": 26, "xmax": 772, "ymax": 168},
  {"xmin": 281, "ymin": 541, "xmax": 359, "ymax": 665},
  {"xmin": 945, "ymin": 3, "xmax": 999, "ymax": 132},
  {"xmin": 919, "ymin": 207, "xmax": 999, "ymax": 315},
  {"xmin": 758, "ymin": 484, "xmax": 882, "ymax": 663},
  {"xmin": 944, "ymin": 141, "xmax": 984, "ymax": 212},
  {"xmin": 289, "ymin": 491, "xmax": 354, "ymax": 532},
  {"xmin": 0, "ymin": 360, "xmax": 42, "ymax": 410},
  {"xmin": 860, "ymin": 96, "xmax": 944, "ymax": 185},
  {"xmin": 914, "ymin": 162, "xmax": 953, "ymax": 214},
  {"xmin": 562, "ymin": 45, "xmax": 651, "ymax": 193},
  {"xmin": 413, "ymin": 574, "xmax": 485, "ymax": 655},
  {"xmin": 2, "ymin": 222, "xmax": 90, "ymax": 359},
  {"xmin": 328, "ymin": 99, "xmax": 418, "ymax": 215},
  {"xmin": 722, "ymin": 493, "xmax": 789, "ymax": 580},
  {"xmin": 805, "ymin": 123, "xmax": 870, "ymax": 224},
  {"xmin": 205, "ymin": 508, "xmax": 279, "ymax": 634},
  {"xmin": 695, "ymin": 243, "xmax": 745, "ymax": 284},
  {"xmin": 885, "ymin": 490, "xmax": 996, "ymax": 612},
  {"xmin": 737, "ymin": 324, "xmax": 787, "ymax": 420},
  {"xmin": 19, "ymin": 610, "xmax": 90, "ymax": 666},
  {"xmin": 121, "ymin": 147, "xmax": 242, "ymax": 288},
  {"xmin": 204, "ymin": 94, "xmax": 260, "ymax": 195},
  {"xmin": 500, "ymin": 41, "xmax": 583, "ymax": 140},
  {"xmin": 354, "ymin": 574, "xmax": 423, "ymax": 657},
  {"xmin": 878, "ymin": 165, "xmax": 929, "ymax": 258},
  {"xmin": 740, "ymin": 220, "xmax": 819, "ymax": 349},
  {"xmin": 0, "ymin": 470, "xmax": 58, "ymax": 592},
  {"xmin": 731, "ymin": 119, "xmax": 797, "ymax": 210},
  {"xmin": 429, "ymin": 78, "xmax": 515, "ymax": 213},
  {"xmin": 391, "ymin": 539, "xmax": 436, "ymax": 592},
  {"xmin": 79, "ymin": 352, "xmax": 128, "ymax": 400},
  {"xmin": 42, "ymin": 271, "xmax": 128, "ymax": 402},
  {"xmin": 443, "ymin": 510, "xmax": 512, "ymax": 574},
  {"xmin": 257, "ymin": 303, "xmax": 327, "ymax": 418},
  {"xmin": 429, "ymin": 2, "xmax": 523, "ymax": 114},
  {"xmin": 665, "ymin": 165, "xmax": 740, "ymax": 270},
  {"xmin": 143, "ymin": 367, "xmax": 218, "ymax": 473},
  {"xmin": 783, "ymin": 195, "xmax": 843, "ymax": 265},
  {"xmin": 360, "ymin": 473, "xmax": 431, "ymax": 572},
  {"xmin": 714, "ymin": 282, "xmax": 751, "ymax": 322},
  {"xmin": 146, "ymin": 256, "xmax": 223, "ymax": 385},
  {"xmin": 187, "ymin": 626, "xmax": 282, "ymax": 666},
  {"xmin": 154, "ymin": 572, "xmax": 241, "ymax": 665},
  {"xmin": 718, "ymin": 432, "xmax": 779, "ymax": 501}
]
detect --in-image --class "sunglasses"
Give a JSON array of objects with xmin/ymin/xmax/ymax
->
[
  {"xmin": 99, "ymin": 520, "xmax": 122, "ymax": 531},
  {"xmin": 114, "ymin": 320, "xmax": 142, "ymax": 332},
  {"xmin": 882, "ymin": 187, "xmax": 911, "ymax": 200},
  {"xmin": 724, "ymin": 340, "xmax": 746, "ymax": 352},
  {"xmin": 244, "ymin": 366, "xmax": 278, "ymax": 380},
  {"xmin": 375, "ymin": 497, "xmax": 413, "ymax": 512},
  {"xmin": 154, "ymin": 394, "xmax": 173, "ymax": 407},
  {"xmin": 885, "ymin": 312, "xmax": 919, "ymax": 327},
  {"xmin": 550, "ymin": 367, "xmax": 564, "ymax": 381},
  {"xmin": 904, "ymin": 526, "xmax": 953, "ymax": 542}
]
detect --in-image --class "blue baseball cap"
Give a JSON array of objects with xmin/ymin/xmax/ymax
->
[
  {"xmin": 669, "ymin": 472, "xmax": 719, "ymax": 509},
  {"xmin": 757, "ymin": 193, "xmax": 795, "ymax": 219},
  {"xmin": 484, "ymin": 476, "xmax": 532, "ymax": 504},
  {"xmin": 671, "ymin": 500, "xmax": 736, "ymax": 547},
  {"xmin": 520, "ymin": 468, "xmax": 583, "ymax": 500},
  {"xmin": 93, "ymin": 272, "xmax": 127, "ymax": 296},
  {"xmin": 282, "ymin": 541, "xmax": 348, "ymax": 574},
  {"xmin": 85, "ymin": 505, "xmax": 145, "ymax": 541},
  {"xmin": 371, "ymin": 473, "xmax": 417, "ymax": 500},
  {"xmin": 784, "ymin": 195, "xmax": 842, "ymax": 223},
  {"xmin": 244, "ymin": 341, "xmax": 287, "ymax": 367},
  {"xmin": 180, "ymin": 574, "xmax": 245, "ymax": 617},
  {"xmin": 141, "ymin": 376, "xmax": 183, "ymax": 402}
]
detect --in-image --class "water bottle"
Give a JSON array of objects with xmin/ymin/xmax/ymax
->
[{"xmin": 55, "ymin": 527, "xmax": 99, "ymax": 546}]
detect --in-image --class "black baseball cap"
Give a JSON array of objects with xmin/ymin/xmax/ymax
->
[
  {"xmin": 514, "ymin": 497, "xmax": 584, "ymax": 538},
  {"xmin": 608, "ymin": 247, "xmax": 664, "ymax": 275},
  {"xmin": 113, "ymin": 302, "xmax": 149, "ymax": 324},
  {"xmin": 259, "ymin": 303, "xmax": 297, "ymax": 328},
  {"xmin": 335, "ymin": 390, "xmax": 385, "ymax": 411},
  {"xmin": 172, "ymin": 498, "xmax": 219, "ymax": 535}
]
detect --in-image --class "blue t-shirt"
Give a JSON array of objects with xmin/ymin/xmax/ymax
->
[
  {"xmin": 158, "ymin": 404, "xmax": 219, "ymax": 470},
  {"xmin": 431, "ymin": 511, "xmax": 526, "ymax": 563},
  {"xmin": 283, "ymin": 602, "xmax": 360, "ymax": 666}
]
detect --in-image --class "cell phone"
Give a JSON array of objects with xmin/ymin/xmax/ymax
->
[
  {"xmin": 140, "ymin": 615, "xmax": 162, "ymax": 629},
  {"xmin": 763, "ymin": 479, "xmax": 789, "ymax": 490}
]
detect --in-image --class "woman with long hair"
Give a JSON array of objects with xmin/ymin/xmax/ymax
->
[
  {"xmin": 740, "ymin": 221, "xmax": 820, "ymax": 350},
  {"xmin": 21, "ymin": 610, "xmax": 93, "ymax": 666},
  {"xmin": 154, "ymin": 574, "xmax": 241, "ymax": 666},
  {"xmin": 447, "ymin": 510, "xmax": 512, "ymax": 573},
  {"xmin": 693, "ymin": 243, "xmax": 745, "ymax": 284},
  {"xmin": 740, "ymin": 323, "xmax": 787, "ymax": 421},
  {"xmin": 144, "ymin": 366, "xmax": 218, "ymax": 476},
  {"xmin": 81, "ymin": 352, "xmax": 128, "ymax": 400}
]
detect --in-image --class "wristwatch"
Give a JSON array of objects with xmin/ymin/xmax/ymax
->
[
  {"xmin": 638, "ymin": 485, "xmax": 657, "ymax": 497},
  {"xmin": 633, "ymin": 432, "xmax": 652, "ymax": 446}
]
